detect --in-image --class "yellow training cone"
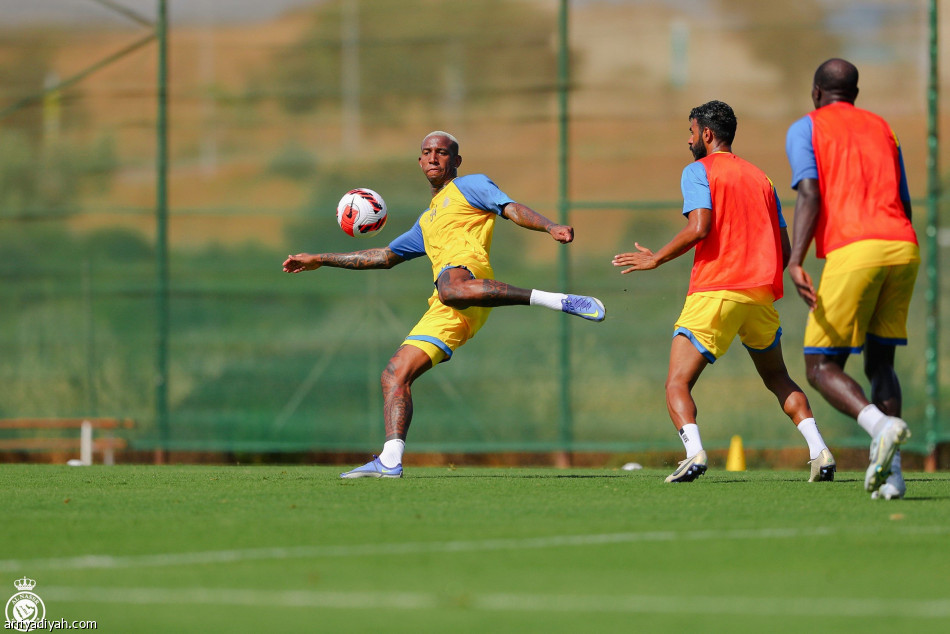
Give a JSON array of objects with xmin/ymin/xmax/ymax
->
[{"xmin": 725, "ymin": 435, "xmax": 746, "ymax": 471}]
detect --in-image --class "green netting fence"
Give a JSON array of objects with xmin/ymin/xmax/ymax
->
[{"xmin": 0, "ymin": 0, "xmax": 946, "ymax": 457}]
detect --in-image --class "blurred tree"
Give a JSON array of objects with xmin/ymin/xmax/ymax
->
[
  {"xmin": 0, "ymin": 32, "xmax": 116, "ymax": 218},
  {"xmin": 268, "ymin": 140, "xmax": 318, "ymax": 181},
  {"xmin": 0, "ymin": 32, "xmax": 86, "ymax": 144},
  {"xmin": 261, "ymin": 0, "xmax": 559, "ymax": 120},
  {"xmin": 717, "ymin": 0, "xmax": 841, "ymax": 116},
  {"xmin": 0, "ymin": 33, "xmax": 55, "ymax": 144}
]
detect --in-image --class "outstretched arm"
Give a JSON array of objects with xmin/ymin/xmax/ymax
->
[
  {"xmin": 787, "ymin": 178, "xmax": 821, "ymax": 309},
  {"xmin": 282, "ymin": 247, "xmax": 404, "ymax": 273},
  {"xmin": 501, "ymin": 202, "xmax": 574, "ymax": 244},
  {"xmin": 612, "ymin": 208, "xmax": 711, "ymax": 273}
]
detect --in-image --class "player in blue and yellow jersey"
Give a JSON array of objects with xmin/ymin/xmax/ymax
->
[
  {"xmin": 786, "ymin": 59, "xmax": 918, "ymax": 499},
  {"xmin": 283, "ymin": 131, "xmax": 605, "ymax": 478},
  {"xmin": 613, "ymin": 101, "xmax": 834, "ymax": 484}
]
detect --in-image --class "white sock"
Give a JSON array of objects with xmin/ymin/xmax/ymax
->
[
  {"xmin": 678, "ymin": 423, "xmax": 703, "ymax": 458},
  {"xmin": 529, "ymin": 289, "xmax": 567, "ymax": 311},
  {"xmin": 796, "ymin": 418, "xmax": 827, "ymax": 460},
  {"xmin": 378, "ymin": 439, "xmax": 405, "ymax": 468},
  {"xmin": 857, "ymin": 404, "xmax": 888, "ymax": 437}
]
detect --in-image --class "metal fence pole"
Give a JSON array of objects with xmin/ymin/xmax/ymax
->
[
  {"xmin": 925, "ymin": 0, "xmax": 941, "ymax": 469},
  {"xmin": 555, "ymin": 0, "xmax": 572, "ymax": 465},
  {"xmin": 155, "ymin": 0, "xmax": 170, "ymax": 460}
]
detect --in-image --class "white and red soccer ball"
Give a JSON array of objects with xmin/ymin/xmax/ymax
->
[{"xmin": 336, "ymin": 188, "xmax": 388, "ymax": 238}]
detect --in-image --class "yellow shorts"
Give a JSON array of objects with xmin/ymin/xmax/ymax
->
[
  {"xmin": 674, "ymin": 291, "xmax": 782, "ymax": 363},
  {"xmin": 804, "ymin": 255, "xmax": 919, "ymax": 355},
  {"xmin": 402, "ymin": 265, "xmax": 493, "ymax": 364}
]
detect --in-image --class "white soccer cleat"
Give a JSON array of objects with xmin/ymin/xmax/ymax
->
[
  {"xmin": 808, "ymin": 448, "xmax": 836, "ymax": 482},
  {"xmin": 864, "ymin": 417, "xmax": 911, "ymax": 493},
  {"xmin": 665, "ymin": 450, "xmax": 707, "ymax": 483},
  {"xmin": 871, "ymin": 450, "xmax": 906, "ymax": 500}
]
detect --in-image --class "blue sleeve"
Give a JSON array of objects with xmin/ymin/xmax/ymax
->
[
  {"xmin": 786, "ymin": 116, "xmax": 816, "ymax": 190},
  {"xmin": 454, "ymin": 174, "xmax": 515, "ymax": 215},
  {"xmin": 387, "ymin": 217, "xmax": 426, "ymax": 260},
  {"xmin": 773, "ymin": 187, "xmax": 787, "ymax": 229},
  {"xmin": 897, "ymin": 144, "xmax": 911, "ymax": 202},
  {"xmin": 681, "ymin": 162, "xmax": 711, "ymax": 216}
]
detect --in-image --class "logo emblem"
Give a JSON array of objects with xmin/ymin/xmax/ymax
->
[{"xmin": 5, "ymin": 577, "xmax": 45, "ymax": 631}]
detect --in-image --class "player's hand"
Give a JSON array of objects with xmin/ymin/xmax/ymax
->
[
  {"xmin": 283, "ymin": 253, "xmax": 322, "ymax": 273},
  {"xmin": 548, "ymin": 224, "xmax": 574, "ymax": 244},
  {"xmin": 787, "ymin": 263, "xmax": 816, "ymax": 309},
  {"xmin": 612, "ymin": 243, "xmax": 657, "ymax": 273}
]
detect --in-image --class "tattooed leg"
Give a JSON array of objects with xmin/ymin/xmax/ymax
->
[
  {"xmin": 436, "ymin": 267, "xmax": 531, "ymax": 309},
  {"xmin": 380, "ymin": 345, "xmax": 433, "ymax": 440}
]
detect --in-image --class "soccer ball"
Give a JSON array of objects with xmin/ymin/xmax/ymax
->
[{"xmin": 336, "ymin": 188, "xmax": 388, "ymax": 238}]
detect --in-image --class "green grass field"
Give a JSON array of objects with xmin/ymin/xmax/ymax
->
[{"xmin": 2, "ymin": 464, "xmax": 948, "ymax": 633}]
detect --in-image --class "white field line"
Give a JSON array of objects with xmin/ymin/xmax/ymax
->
[
  {"xmin": 37, "ymin": 586, "xmax": 950, "ymax": 619},
  {"xmin": 1, "ymin": 525, "xmax": 948, "ymax": 573}
]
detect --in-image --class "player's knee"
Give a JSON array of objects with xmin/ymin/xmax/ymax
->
[
  {"xmin": 804, "ymin": 358, "xmax": 825, "ymax": 389},
  {"xmin": 380, "ymin": 366, "xmax": 396, "ymax": 391},
  {"xmin": 805, "ymin": 365, "xmax": 822, "ymax": 390},
  {"xmin": 437, "ymin": 282, "xmax": 471, "ymax": 309},
  {"xmin": 664, "ymin": 376, "xmax": 689, "ymax": 397},
  {"xmin": 381, "ymin": 360, "xmax": 409, "ymax": 391}
]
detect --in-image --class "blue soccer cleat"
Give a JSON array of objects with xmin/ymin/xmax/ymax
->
[
  {"xmin": 561, "ymin": 295, "xmax": 606, "ymax": 322},
  {"xmin": 340, "ymin": 456, "xmax": 403, "ymax": 479}
]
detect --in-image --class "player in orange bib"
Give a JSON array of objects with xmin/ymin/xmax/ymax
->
[
  {"xmin": 786, "ymin": 59, "xmax": 918, "ymax": 499},
  {"xmin": 283, "ymin": 131, "xmax": 605, "ymax": 478},
  {"xmin": 613, "ymin": 100, "xmax": 834, "ymax": 483}
]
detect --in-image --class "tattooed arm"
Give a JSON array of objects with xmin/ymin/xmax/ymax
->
[
  {"xmin": 501, "ymin": 202, "xmax": 574, "ymax": 244},
  {"xmin": 282, "ymin": 247, "xmax": 405, "ymax": 273}
]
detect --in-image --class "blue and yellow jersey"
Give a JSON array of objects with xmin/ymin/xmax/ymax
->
[{"xmin": 388, "ymin": 174, "xmax": 515, "ymax": 281}]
